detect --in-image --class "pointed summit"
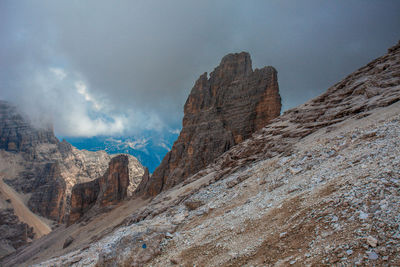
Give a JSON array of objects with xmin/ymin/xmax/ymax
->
[
  {"xmin": 135, "ymin": 52, "xmax": 281, "ymax": 197},
  {"xmin": 211, "ymin": 52, "xmax": 253, "ymax": 81}
]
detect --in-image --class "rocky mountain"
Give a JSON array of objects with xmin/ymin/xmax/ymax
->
[
  {"xmin": 137, "ymin": 52, "xmax": 281, "ymax": 197},
  {"xmin": 2, "ymin": 41, "xmax": 400, "ymax": 266},
  {"xmin": 0, "ymin": 101, "xmax": 146, "ymax": 230}
]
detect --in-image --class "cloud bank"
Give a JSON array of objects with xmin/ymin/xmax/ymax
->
[{"xmin": 1, "ymin": 0, "xmax": 399, "ymax": 136}]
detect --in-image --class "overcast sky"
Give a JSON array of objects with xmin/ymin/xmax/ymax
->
[{"xmin": 1, "ymin": 1, "xmax": 399, "ymax": 136}]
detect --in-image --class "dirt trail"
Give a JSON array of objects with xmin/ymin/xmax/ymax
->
[{"xmin": 0, "ymin": 175, "xmax": 51, "ymax": 238}]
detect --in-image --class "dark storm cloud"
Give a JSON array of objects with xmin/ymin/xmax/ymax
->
[{"xmin": 1, "ymin": 0, "xmax": 399, "ymax": 136}]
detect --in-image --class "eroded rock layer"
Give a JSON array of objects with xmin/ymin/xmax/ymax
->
[
  {"xmin": 138, "ymin": 52, "xmax": 281, "ymax": 196},
  {"xmin": 69, "ymin": 155, "xmax": 141, "ymax": 224}
]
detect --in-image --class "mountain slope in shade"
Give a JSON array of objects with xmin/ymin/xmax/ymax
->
[{"xmin": 3, "ymin": 41, "xmax": 400, "ymax": 266}]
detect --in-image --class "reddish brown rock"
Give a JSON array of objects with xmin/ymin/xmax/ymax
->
[
  {"xmin": 97, "ymin": 155, "xmax": 130, "ymax": 206},
  {"xmin": 138, "ymin": 52, "xmax": 281, "ymax": 197},
  {"xmin": 68, "ymin": 179, "xmax": 100, "ymax": 225},
  {"xmin": 69, "ymin": 155, "xmax": 140, "ymax": 224}
]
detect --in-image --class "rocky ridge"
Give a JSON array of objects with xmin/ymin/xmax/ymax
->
[
  {"xmin": 138, "ymin": 52, "xmax": 281, "ymax": 197},
  {"xmin": 12, "ymin": 41, "xmax": 400, "ymax": 267}
]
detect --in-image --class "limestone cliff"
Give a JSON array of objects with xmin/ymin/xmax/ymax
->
[
  {"xmin": 137, "ymin": 52, "xmax": 281, "ymax": 196},
  {"xmin": 69, "ymin": 155, "xmax": 146, "ymax": 224}
]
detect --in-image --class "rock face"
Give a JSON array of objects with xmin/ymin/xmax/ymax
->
[
  {"xmin": 138, "ymin": 52, "xmax": 281, "ymax": 196},
  {"xmin": 69, "ymin": 155, "xmax": 144, "ymax": 224},
  {"xmin": 0, "ymin": 101, "xmax": 146, "ymax": 225},
  {"xmin": 97, "ymin": 155, "xmax": 130, "ymax": 206},
  {"xmin": 0, "ymin": 101, "xmax": 58, "ymax": 153},
  {"xmin": 68, "ymin": 179, "xmax": 99, "ymax": 224},
  {"xmin": 0, "ymin": 208, "xmax": 34, "ymax": 259},
  {"xmin": 27, "ymin": 163, "xmax": 67, "ymax": 222}
]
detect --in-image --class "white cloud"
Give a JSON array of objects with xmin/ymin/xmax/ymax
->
[
  {"xmin": 169, "ymin": 128, "xmax": 181, "ymax": 135},
  {"xmin": 158, "ymin": 142, "xmax": 171, "ymax": 152},
  {"xmin": 9, "ymin": 65, "xmax": 169, "ymax": 137},
  {"xmin": 49, "ymin": 67, "xmax": 67, "ymax": 80},
  {"xmin": 75, "ymin": 81, "xmax": 102, "ymax": 110}
]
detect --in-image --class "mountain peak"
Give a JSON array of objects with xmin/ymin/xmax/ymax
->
[
  {"xmin": 137, "ymin": 52, "xmax": 281, "ymax": 197},
  {"xmin": 211, "ymin": 51, "xmax": 253, "ymax": 81}
]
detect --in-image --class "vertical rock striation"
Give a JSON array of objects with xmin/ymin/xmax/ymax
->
[
  {"xmin": 27, "ymin": 163, "xmax": 66, "ymax": 223},
  {"xmin": 69, "ymin": 155, "xmax": 146, "ymax": 224},
  {"xmin": 138, "ymin": 52, "xmax": 281, "ymax": 197}
]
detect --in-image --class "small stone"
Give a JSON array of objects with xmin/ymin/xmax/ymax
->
[
  {"xmin": 289, "ymin": 166, "xmax": 303, "ymax": 175},
  {"xmin": 346, "ymin": 249, "xmax": 353, "ymax": 255},
  {"xmin": 165, "ymin": 232, "xmax": 174, "ymax": 239},
  {"xmin": 359, "ymin": 211, "xmax": 369, "ymax": 220},
  {"xmin": 392, "ymin": 232, "xmax": 400, "ymax": 239},
  {"xmin": 63, "ymin": 236, "xmax": 74, "ymax": 249},
  {"xmin": 368, "ymin": 251, "xmax": 379, "ymax": 260},
  {"xmin": 170, "ymin": 258, "xmax": 179, "ymax": 264},
  {"xmin": 279, "ymin": 232, "xmax": 287, "ymax": 238},
  {"xmin": 289, "ymin": 259, "xmax": 297, "ymax": 265},
  {"xmin": 184, "ymin": 200, "xmax": 204, "ymax": 211},
  {"xmin": 367, "ymin": 236, "xmax": 378, "ymax": 247},
  {"xmin": 382, "ymin": 256, "xmax": 389, "ymax": 261}
]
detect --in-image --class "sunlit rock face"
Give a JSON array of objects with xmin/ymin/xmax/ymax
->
[{"xmin": 137, "ymin": 52, "xmax": 281, "ymax": 197}]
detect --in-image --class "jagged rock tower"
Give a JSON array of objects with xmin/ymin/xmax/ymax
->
[{"xmin": 136, "ymin": 52, "xmax": 281, "ymax": 196}]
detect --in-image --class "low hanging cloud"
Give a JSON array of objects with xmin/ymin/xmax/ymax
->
[
  {"xmin": 1, "ymin": 1, "xmax": 399, "ymax": 137},
  {"xmin": 7, "ymin": 65, "xmax": 163, "ymax": 137}
]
